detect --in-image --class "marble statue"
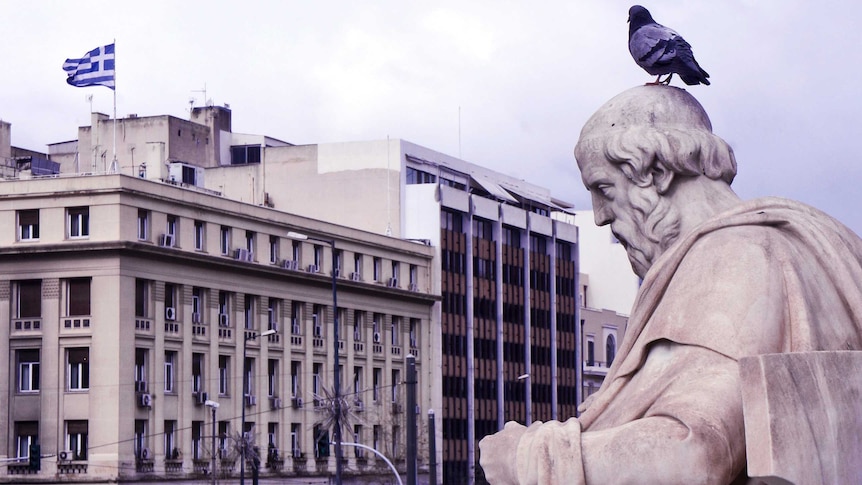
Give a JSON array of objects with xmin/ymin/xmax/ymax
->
[{"xmin": 479, "ymin": 85, "xmax": 862, "ymax": 484}]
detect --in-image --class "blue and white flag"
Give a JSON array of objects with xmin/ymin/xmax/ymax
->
[{"xmin": 63, "ymin": 43, "xmax": 115, "ymax": 90}]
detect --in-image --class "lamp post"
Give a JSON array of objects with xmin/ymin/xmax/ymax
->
[
  {"xmin": 241, "ymin": 328, "xmax": 277, "ymax": 485},
  {"xmin": 204, "ymin": 399, "xmax": 220, "ymax": 485},
  {"xmin": 287, "ymin": 231, "xmax": 342, "ymax": 484}
]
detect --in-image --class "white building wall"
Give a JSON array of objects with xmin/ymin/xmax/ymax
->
[{"xmin": 574, "ymin": 210, "xmax": 640, "ymax": 315}]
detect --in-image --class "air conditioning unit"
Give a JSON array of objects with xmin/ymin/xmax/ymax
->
[
  {"xmin": 139, "ymin": 393, "xmax": 153, "ymax": 407},
  {"xmin": 165, "ymin": 307, "xmax": 176, "ymax": 321},
  {"xmin": 136, "ymin": 381, "xmax": 148, "ymax": 393},
  {"xmin": 235, "ymin": 248, "xmax": 253, "ymax": 262},
  {"xmin": 219, "ymin": 313, "xmax": 229, "ymax": 327},
  {"xmin": 408, "ymin": 283, "xmax": 419, "ymax": 292},
  {"xmin": 350, "ymin": 272, "xmax": 362, "ymax": 281},
  {"xmin": 270, "ymin": 397, "xmax": 282, "ymax": 410},
  {"xmin": 354, "ymin": 399, "xmax": 364, "ymax": 411},
  {"xmin": 292, "ymin": 448, "xmax": 302, "ymax": 458},
  {"xmin": 373, "ymin": 332, "xmax": 381, "ymax": 343},
  {"xmin": 313, "ymin": 324, "xmax": 322, "ymax": 337},
  {"xmin": 292, "ymin": 397, "xmax": 304, "ymax": 409},
  {"xmin": 391, "ymin": 402, "xmax": 403, "ymax": 414},
  {"xmin": 246, "ymin": 395, "xmax": 257, "ymax": 407},
  {"xmin": 354, "ymin": 330, "xmax": 361, "ymax": 341},
  {"xmin": 281, "ymin": 259, "xmax": 298, "ymax": 270},
  {"xmin": 333, "ymin": 268, "xmax": 341, "ymax": 277},
  {"xmin": 387, "ymin": 278, "xmax": 398, "ymax": 288},
  {"xmin": 196, "ymin": 391, "xmax": 209, "ymax": 405},
  {"xmin": 59, "ymin": 450, "xmax": 73, "ymax": 461},
  {"xmin": 307, "ymin": 264, "xmax": 319, "ymax": 273},
  {"xmin": 158, "ymin": 234, "xmax": 175, "ymax": 247},
  {"xmin": 192, "ymin": 312, "xmax": 201, "ymax": 324},
  {"xmin": 291, "ymin": 321, "xmax": 301, "ymax": 335},
  {"xmin": 140, "ymin": 447, "xmax": 152, "ymax": 460}
]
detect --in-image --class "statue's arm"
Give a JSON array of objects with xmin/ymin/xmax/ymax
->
[
  {"xmin": 480, "ymin": 343, "xmax": 745, "ymax": 485},
  {"xmin": 579, "ymin": 342, "xmax": 745, "ymax": 484}
]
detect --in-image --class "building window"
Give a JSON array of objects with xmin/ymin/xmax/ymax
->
[
  {"xmin": 373, "ymin": 425, "xmax": 381, "ymax": 451},
  {"xmin": 66, "ymin": 278, "xmax": 91, "ymax": 317},
  {"xmin": 291, "ymin": 302, "xmax": 302, "ymax": 335},
  {"xmin": 230, "ymin": 145, "xmax": 262, "ymax": 164},
  {"xmin": 17, "ymin": 349, "xmax": 40, "ymax": 393},
  {"xmin": 194, "ymin": 220, "xmax": 205, "ymax": 251},
  {"xmin": 18, "ymin": 209, "xmax": 40, "ymax": 241},
  {"xmin": 606, "ymin": 334, "xmax": 616, "ymax": 366},
  {"xmin": 219, "ymin": 355, "xmax": 230, "ymax": 396},
  {"xmin": 312, "ymin": 363, "xmax": 322, "ymax": 398},
  {"xmin": 269, "ymin": 235, "xmax": 279, "ymax": 264},
  {"xmin": 244, "ymin": 357, "xmax": 254, "ymax": 397},
  {"xmin": 192, "ymin": 287, "xmax": 204, "ymax": 324},
  {"xmin": 219, "ymin": 291, "xmax": 231, "ymax": 327},
  {"xmin": 137, "ymin": 209, "xmax": 149, "ymax": 240},
  {"xmin": 246, "ymin": 230, "xmax": 256, "ymax": 254},
  {"xmin": 68, "ymin": 348, "xmax": 89, "ymax": 391},
  {"xmin": 391, "ymin": 369, "xmax": 400, "ymax": 403},
  {"xmin": 354, "ymin": 253, "xmax": 362, "ymax": 274},
  {"xmin": 312, "ymin": 305, "xmax": 323, "ymax": 337},
  {"xmin": 268, "ymin": 359, "xmax": 278, "ymax": 397},
  {"xmin": 291, "ymin": 423, "xmax": 301, "ymax": 456},
  {"xmin": 409, "ymin": 265, "xmax": 417, "ymax": 287},
  {"xmin": 67, "ymin": 207, "xmax": 90, "ymax": 238},
  {"xmin": 373, "ymin": 368, "xmax": 381, "ymax": 402},
  {"xmin": 14, "ymin": 280, "xmax": 41, "ymax": 319},
  {"xmin": 164, "ymin": 351, "xmax": 177, "ymax": 393},
  {"xmin": 291, "ymin": 361, "xmax": 301, "ymax": 398},
  {"xmin": 66, "ymin": 420, "xmax": 88, "ymax": 460},
  {"xmin": 313, "ymin": 245, "xmax": 323, "ymax": 268},
  {"xmin": 245, "ymin": 295, "xmax": 256, "ymax": 330},
  {"xmin": 135, "ymin": 348, "xmax": 148, "ymax": 392},
  {"xmin": 268, "ymin": 423, "xmax": 278, "ymax": 452},
  {"xmin": 353, "ymin": 366, "xmax": 363, "ymax": 395},
  {"xmin": 218, "ymin": 421, "xmax": 230, "ymax": 455},
  {"xmin": 391, "ymin": 261, "xmax": 400, "ymax": 281},
  {"xmin": 267, "ymin": 298, "xmax": 280, "ymax": 332},
  {"xmin": 134, "ymin": 420, "xmax": 148, "ymax": 458},
  {"xmin": 334, "ymin": 249, "xmax": 343, "ymax": 276},
  {"xmin": 192, "ymin": 353, "xmax": 204, "ymax": 394},
  {"xmin": 15, "ymin": 421, "xmax": 38, "ymax": 459},
  {"xmin": 405, "ymin": 166, "xmax": 436, "ymax": 184},
  {"xmin": 192, "ymin": 421, "xmax": 204, "ymax": 460},
  {"xmin": 166, "ymin": 215, "xmax": 178, "ymax": 245},
  {"xmin": 291, "ymin": 240, "xmax": 301, "ymax": 262},
  {"xmin": 164, "ymin": 420, "xmax": 177, "ymax": 459},
  {"xmin": 409, "ymin": 318, "xmax": 419, "ymax": 349},
  {"xmin": 353, "ymin": 424, "xmax": 364, "ymax": 458},
  {"xmin": 373, "ymin": 257, "xmax": 381, "ymax": 282},
  {"xmin": 391, "ymin": 317, "xmax": 400, "ymax": 346},
  {"xmin": 165, "ymin": 283, "xmax": 178, "ymax": 320},
  {"xmin": 135, "ymin": 279, "xmax": 149, "ymax": 318},
  {"xmin": 353, "ymin": 311, "xmax": 363, "ymax": 341},
  {"xmin": 220, "ymin": 226, "xmax": 231, "ymax": 255}
]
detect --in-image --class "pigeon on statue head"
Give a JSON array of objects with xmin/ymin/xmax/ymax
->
[{"xmin": 628, "ymin": 5, "xmax": 710, "ymax": 86}]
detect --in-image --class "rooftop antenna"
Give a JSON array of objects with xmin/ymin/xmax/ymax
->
[
  {"xmin": 188, "ymin": 98, "xmax": 195, "ymax": 119},
  {"xmin": 191, "ymin": 83, "xmax": 208, "ymax": 119},
  {"xmin": 86, "ymin": 94, "xmax": 93, "ymax": 113}
]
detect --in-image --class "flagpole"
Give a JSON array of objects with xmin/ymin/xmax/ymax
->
[{"xmin": 111, "ymin": 39, "xmax": 117, "ymax": 173}]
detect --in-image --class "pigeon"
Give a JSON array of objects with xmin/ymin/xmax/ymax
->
[{"xmin": 628, "ymin": 5, "xmax": 710, "ymax": 86}]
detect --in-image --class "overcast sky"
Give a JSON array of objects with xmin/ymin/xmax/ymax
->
[{"xmin": 3, "ymin": 1, "xmax": 862, "ymax": 234}]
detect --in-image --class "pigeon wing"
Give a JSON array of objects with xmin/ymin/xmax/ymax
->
[{"xmin": 629, "ymin": 23, "xmax": 681, "ymax": 74}]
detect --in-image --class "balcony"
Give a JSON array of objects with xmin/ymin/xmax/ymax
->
[
  {"xmin": 583, "ymin": 360, "xmax": 611, "ymax": 377},
  {"xmin": 135, "ymin": 317, "xmax": 152, "ymax": 335},
  {"xmin": 12, "ymin": 317, "xmax": 41, "ymax": 333},
  {"xmin": 164, "ymin": 320, "xmax": 181, "ymax": 336}
]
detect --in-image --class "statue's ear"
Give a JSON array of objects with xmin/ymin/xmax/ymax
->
[{"xmin": 651, "ymin": 161, "xmax": 674, "ymax": 194}]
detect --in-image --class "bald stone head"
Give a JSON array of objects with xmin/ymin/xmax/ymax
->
[
  {"xmin": 574, "ymin": 86, "xmax": 738, "ymax": 278},
  {"xmin": 575, "ymin": 85, "xmax": 736, "ymax": 188}
]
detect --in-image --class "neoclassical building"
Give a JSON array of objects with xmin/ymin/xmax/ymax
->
[{"xmin": 0, "ymin": 171, "xmax": 436, "ymax": 481}]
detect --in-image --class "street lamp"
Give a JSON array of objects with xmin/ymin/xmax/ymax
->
[
  {"xmin": 204, "ymin": 399, "xmax": 219, "ymax": 485},
  {"xmin": 241, "ymin": 328, "xmax": 277, "ymax": 485},
  {"xmin": 287, "ymin": 230, "xmax": 342, "ymax": 484}
]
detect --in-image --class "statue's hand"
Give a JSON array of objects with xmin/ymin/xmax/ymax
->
[{"xmin": 479, "ymin": 421, "xmax": 528, "ymax": 485}]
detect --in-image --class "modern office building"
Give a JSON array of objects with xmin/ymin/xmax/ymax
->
[
  {"xmin": 0, "ymin": 138, "xmax": 438, "ymax": 481},
  {"xmin": 206, "ymin": 134, "xmax": 581, "ymax": 485},
  {"xmin": 7, "ymin": 106, "xmax": 581, "ymax": 485}
]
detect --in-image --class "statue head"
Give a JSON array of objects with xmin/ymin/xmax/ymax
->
[{"xmin": 574, "ymin": 86, "xmax": 737, "ymax": 278}]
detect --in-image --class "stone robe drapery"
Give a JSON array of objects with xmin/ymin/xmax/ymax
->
[{"xmin": 480, "ymin": 197, "xmax": 862, "ymax": 484}]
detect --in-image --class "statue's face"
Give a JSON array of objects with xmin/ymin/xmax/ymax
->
[{"xmin": 579, "ymin": 152, "xmax": 664, "ymax": 279}]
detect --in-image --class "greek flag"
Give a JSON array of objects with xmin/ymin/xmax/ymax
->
[{"xmin": 63, "ymin": 43, "xmax": 115, "ymax": 89}]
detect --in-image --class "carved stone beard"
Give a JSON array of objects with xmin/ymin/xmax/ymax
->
[{"xmin": 613, "ymin": 184, "xmax": 682, "ymax": 279}]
